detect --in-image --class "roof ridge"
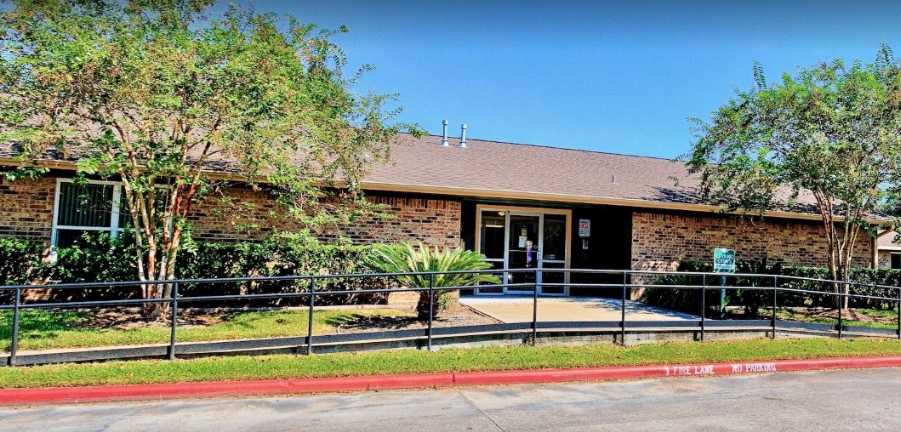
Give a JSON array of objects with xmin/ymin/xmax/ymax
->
[{"xmin": 407, "ymin": 132, "xmax": 680, "ymax": 162}]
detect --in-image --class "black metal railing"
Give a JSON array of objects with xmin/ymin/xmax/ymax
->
[{"xmin": 1, "ymin": 268, "xmax": 900, "ymax": 367}]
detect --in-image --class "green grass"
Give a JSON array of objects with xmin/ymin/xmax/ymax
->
[
  {"xmin": 0, "ymin": 309, "xmax": 414, "ymax": 352},
  {"xmin": 2, "ymin": 338, "xmax": 901, "ymax": 388}
]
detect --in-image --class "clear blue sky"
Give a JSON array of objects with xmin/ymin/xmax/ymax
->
[{"xmin": 245, "ymin": 0, "xmax": 900, "ymax": 158}]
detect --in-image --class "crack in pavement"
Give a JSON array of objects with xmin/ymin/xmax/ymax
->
[{"xmin": 458, "ymin": 389, "xmax": 507, "ymax": 432}]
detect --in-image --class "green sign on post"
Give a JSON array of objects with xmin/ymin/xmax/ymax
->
[
  {"xmin": 713, "ymin": 248, "xmax": 735, "ymax": 317},
  {"xmin": 713, "ymin": 248, "xmax": 736, "ymax": 273}
]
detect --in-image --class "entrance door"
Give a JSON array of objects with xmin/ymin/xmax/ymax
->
[
  {"xmin": 540, "ymin": 214, "xmax": 567, "ymax": 295},
  {"xmin": 477, "ymin": 210, "xmax": 506, "ymax": 294},
  {"xmin": 506, "ymin": 214, "xmax": 540, "ymax": 294},
  {"xmin": 475, "ymin": 206, "xmax": 571, "ymax": 295}
]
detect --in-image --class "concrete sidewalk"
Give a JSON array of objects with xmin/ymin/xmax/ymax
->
[{"xmin": 461, "ymin": 296, "xmax": 696, "ymax": 323}]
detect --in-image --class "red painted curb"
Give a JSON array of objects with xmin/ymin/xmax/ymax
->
[{"xmin": 2, "ymin": 356, "xmax": 901, "ymax": 406}]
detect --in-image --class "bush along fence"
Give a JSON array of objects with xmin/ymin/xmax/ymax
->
[
  {"xmin": 6, "ymin": 236, "xmax": 900, "ymax": 308},
  {"xmin": 1, "ymin": 268, "xmax": 900, "ymax": 367},
  {"xmin": 643, "ymin": 261, "xmax": 901, "ymax": 315},
  {"xmin": 0, "ymin": 234, "xmax": 389, "ymax": 305}
]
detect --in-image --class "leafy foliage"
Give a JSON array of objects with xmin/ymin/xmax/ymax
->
[
  {"xmin": 365, "ymin": 242, "xmax": 499, "ymax": 320},
  {"xmin": 687, "ymin": 45, "xmax": 901, "ymax": 299},
  {"xmin": 0, "ymin": 237, "xmax": 45, "ymax": 286},
  {"xmin": 642, "ymin": 260, "xmax": 901, "ymax": 315},
  {"xmin": 0, "ymin": 233, "xmax": 388, "ymax": 306},
  {"xmin": 177, "ymin": 233, "xmax": 391, "ymax": 306},
  {"xmin": 0, "ymin": 1, "xmax": 411, "ymax": 300}
]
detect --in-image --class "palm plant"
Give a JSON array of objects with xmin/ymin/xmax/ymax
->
[{"xmin": 365, "ymin": 242, "xmax": 500, "ymax": 320}]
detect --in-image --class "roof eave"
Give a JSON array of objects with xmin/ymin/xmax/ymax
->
[
  {"xmin": 359, "ymin": 181, "xmax": 833, "ymax": 222},
  {"xmin": 0, "ymin": 157, "xmax": 245, "ymax": 182}
]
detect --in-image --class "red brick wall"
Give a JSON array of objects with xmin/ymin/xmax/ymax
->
[
  {"xmin": 187, "ymin": 186, "xmax": 300, "ymax": 241},
  {"xmin": 0, "ymin": 178, "xmax": 462, "ymax": 248},
  {"xmin": 0, "ymin": 177, "xmax": 54, "ymax": 241},
  {"xmin": 188, "ymin": 187, "xmax": 462, "ymax": 247},
  {"xmin": 0, "ymin": 176, "xmax": 877, "ymax": 267},
  {"xmin": 317, "ymin": 195, "xmax": 462, "ymax": 248},
  {"xmin": 631, "ymin": 210, "xmax": 875, "ymax": 271}
]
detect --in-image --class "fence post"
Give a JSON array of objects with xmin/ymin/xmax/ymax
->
[
  {"xmin": 306, "ymin": 278, "xmax": 316, "ymax": 355},
  {"xmin": 8, "ymin": 287, "xmax": 21, "ymax": 367},
  {"xmin": 532, "ymin": 268, "xmax": 539, "ymax": 346},
  {"xmin": 620, "ymin": 272, "xmax": 627, "ymax": 345},
  {"xmin": 168, "ymin": 282, "xmax": 178, "ymax": 360},
  {"xmin": 837, "ymin": 282, "xmax": 843, "ymax": 339},
  {"xmin": 700, "ymin": 274, "xmax": 706, "ymax": 342},
  {"xmin": 771, "ymin": 276, "xmax": 777, "ymax": 340},
  {"xmin": 896, "ymin": 287, "xmax": 900, "ymax": 340},
  {"xmin": 427, "ymin": 274, "xmax": 434, "ymax": 352}
]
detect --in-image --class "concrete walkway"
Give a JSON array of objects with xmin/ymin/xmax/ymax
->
[{"xmin": 461, "ymin": 296, "xmax": 696, "ymax": 323}]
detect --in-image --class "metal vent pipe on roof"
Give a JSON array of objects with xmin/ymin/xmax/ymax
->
[
  {"xmin": 460, "ymin": 123, "xmax": 467, "ymax": 148},
  {"xmin": 441, "ymin": 120, "xmax": 449, "ymax": 146}
]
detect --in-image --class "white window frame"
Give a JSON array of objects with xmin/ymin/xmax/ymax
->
[{"xmin": 50, "ymin": 178, "xmax": 123, "ymax": 249}]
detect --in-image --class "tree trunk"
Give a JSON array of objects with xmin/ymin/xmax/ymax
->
[
  {"xmin": 416, "ymin": 289, "xmax": 460, "ymax": 321},
  {"xmin": 839, "ymin": 258, "xmax": 852, "ymax": 311},
  {"xmin": 416, "ymin": 292, "xmax": 436, "ymax": 322},
  {"xmin": 818, "ymin": 200, "xmax": 857, "ymax": 313}
]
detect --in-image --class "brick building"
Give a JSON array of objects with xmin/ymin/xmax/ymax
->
[
  {"xmin": 876, "ymin": 231, "xmax": 901, "ymax": 270},
  {"xmin": 0, "ymin": 131, "xmax": 879, "ymax": 296}
]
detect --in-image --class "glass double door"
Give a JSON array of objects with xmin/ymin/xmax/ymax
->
[{"xmin": 477, "ymin": 207, "xmax": 568, "ymax": 295}]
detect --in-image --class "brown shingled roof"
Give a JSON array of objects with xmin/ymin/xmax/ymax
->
[
  {"xmin": 364, "ymin": 134, "xmax": 720, "ymax": 206},
  {"xmin": 361, "ymin": 134, "xmax": 826, "ymax": 219},
  {"xmin": 0, "ymin": 132, "xmax": 823, "ymax": 219}
]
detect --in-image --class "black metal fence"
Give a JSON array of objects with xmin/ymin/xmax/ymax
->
[{"xmin": 1, "ymin": 268, "xmax": 900, "ymax": 367}]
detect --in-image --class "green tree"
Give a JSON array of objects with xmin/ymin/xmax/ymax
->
[
  {"xmin": 0, "ymin": 1, "xmax": 410, "ymax": 309},
  {"xmin": 687, "ymin": 45, "xmax": 901, "ymax": 308}
]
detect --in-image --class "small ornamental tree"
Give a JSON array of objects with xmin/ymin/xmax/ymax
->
[
  {"xmin": 365, "ymin": 243, "xmax": 500, "ymax": 320},
  {"xmin": 687, "ymin": 45, "xmax": 901, "ymax": 308},
  {"xmin": 0, "ymin": 0, "xmax": 410, "ymax": 311}
]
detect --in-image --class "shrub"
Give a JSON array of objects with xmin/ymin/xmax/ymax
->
[
  {"xmin": 0, "ymin": 238, "xmax": 46, "ymax": 304},
  {"xmin": 365, "ymin": 242, "xmax": 499, "ymax": 320},
  {"xmin": 641, "ymin": 260, "xmax": 901, "ymax": 316},
  {"xmin": 0, "ymin": 238, "xmax": 45, "ymax": 285},
  {"xmin": 42, "ymin": 233, "xmax": 141, "ymax": 302},
  {"xmin": 177, "ymin": 233, "xmax": 390, "ymax": 306},
  {"xmin": 0, "ymin": 232, "xmax": 388, "ymax": 306}
]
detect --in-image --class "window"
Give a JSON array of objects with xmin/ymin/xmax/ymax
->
[
  {"xmin": 51, "ymin": 179, "xmax": 122, "ymax": 248},
  {"xmin": 479, "ymin": 211, "xmax": 506, "ymax": 260},
  {"xmin": 892, "ymin": 253, "xmax": 901, "ymax": 270}
]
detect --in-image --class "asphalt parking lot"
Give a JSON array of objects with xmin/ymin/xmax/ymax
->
[{"xmin": 2, "ymin": 368, "xmax": 900, "ymax": 432}]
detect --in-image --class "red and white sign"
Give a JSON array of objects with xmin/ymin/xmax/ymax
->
[{"xmin": 578, "ymin": 219, "xmax": 591, "ymax": 238}]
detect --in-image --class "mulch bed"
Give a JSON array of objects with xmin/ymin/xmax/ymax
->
[
  {"xmin": 51, "ymin": 304, "xmax": 500, "ymax": 333},
  {"xmin": 328, "ymin": 305, "xmax": 499, "ymax": 333},
  {"xmin": 783, "ymin": 307, "xmax": 895, "ymax": 325}
]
